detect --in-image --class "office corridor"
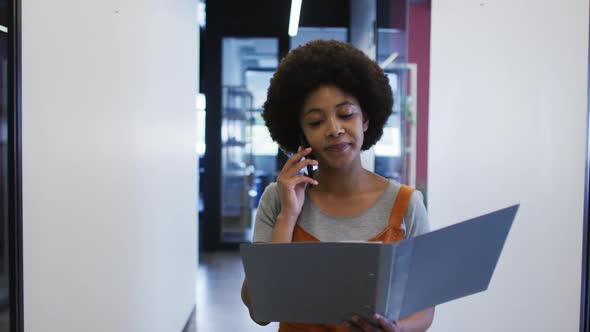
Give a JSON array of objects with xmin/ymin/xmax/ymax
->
[{"xmin": 196, "ymin": 252, "xmax": 278, "ymax": 332}]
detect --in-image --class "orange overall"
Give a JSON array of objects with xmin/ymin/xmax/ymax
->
[{"xmin": 278, "ymin": 185, "xmax": 414, "ymax": 332}]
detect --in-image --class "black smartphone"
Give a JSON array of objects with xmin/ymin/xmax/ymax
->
[{"xmin": 299, "ymin": 133, "xmax": 316, "ymax": 177}]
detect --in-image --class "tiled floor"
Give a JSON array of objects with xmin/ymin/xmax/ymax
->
[{"xmin": 196, "ymin": 251, "xmax": 278, "ymax": 332}]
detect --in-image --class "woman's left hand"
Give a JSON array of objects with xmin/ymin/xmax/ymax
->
[{"xmin": 342, "ymin": 314, "xmax": 401, "ymax": 332}]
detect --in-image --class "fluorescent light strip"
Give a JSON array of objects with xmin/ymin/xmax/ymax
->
[
  {"xmin": 288, "ymin": 0, "xmax": 302, "ymax": 37},
  {"xmin": 0, "ymin": 25, "xmax": 7, "ymax": 33}
]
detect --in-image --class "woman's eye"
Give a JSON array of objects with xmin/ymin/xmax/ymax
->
[
  {"xmin": 308, "ymin": 121, "xmax": 321, "ymax": 127},
  {"xmin": 340, "ymin": 113, "xmax": 354, "ymax": 119}
]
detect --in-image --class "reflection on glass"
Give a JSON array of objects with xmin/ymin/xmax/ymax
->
[
  {"xmin": 220, "ymin": 38, "xmax": 278, "ymax": 243},
  {"xmin": 378, "ymin": 29, "xmax": 408, "ymax": 64},
  {"xmin": 374, "ymin": 70, "xmax": 407, "ymax": 183},
  {"xmin": 375, "ymin": 69, "xmax": 407, "ymax": 183},
  {"xmin": 375, "ymin": 72, "xmax": 401, "ymax": 158},
  {"xmin": 374, "ymin": 24, "xmax": 414, "ymax": 185}
]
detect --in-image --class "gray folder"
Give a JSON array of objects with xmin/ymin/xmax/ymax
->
[{"xmin": 240, "ymin": 204, "xmax": 519, "ymax": 324}]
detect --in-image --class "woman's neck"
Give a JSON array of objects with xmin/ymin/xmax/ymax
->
[{"xmin": 312, "ymin": 164, "xmax": 373, "ymax": 195}]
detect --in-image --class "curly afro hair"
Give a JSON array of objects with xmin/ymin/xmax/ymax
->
[{"xmin": 262, "ymin": 39, "xmax": 393, "ymax": 153}]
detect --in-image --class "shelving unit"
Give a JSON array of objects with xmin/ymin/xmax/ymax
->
[{"xmin": 221, "ymin": 86, "xmax": 257, "ymax": 242}]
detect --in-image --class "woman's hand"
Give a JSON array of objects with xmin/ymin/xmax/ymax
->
[
  {"xmin": 276, "ymin": 147, "xmax": 318, "ymax": 220},
  {"xmin": 342, "ymin": 314, "xmax": 401, "ymax": 332},
  {"xmin": 343, "ymin": 308, "xmax": 434, "ymax": 332}
]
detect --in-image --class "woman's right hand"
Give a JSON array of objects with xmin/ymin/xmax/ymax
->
[{"xmin": 276, "ymin": 147, "xmax": 319, "ymax": 221}]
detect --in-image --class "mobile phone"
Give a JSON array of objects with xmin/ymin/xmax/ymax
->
[{"xmin": 299, "ymin": 133, "xmax": 316, "ymax": 177}]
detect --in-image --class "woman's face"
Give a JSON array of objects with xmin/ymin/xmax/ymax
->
[{"xmin": 300, "ymin": 85, "xmax": 368, "ymax": 170}]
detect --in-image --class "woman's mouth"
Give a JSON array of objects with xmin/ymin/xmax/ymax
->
[{"xmin": 325, "ymin": 143, "xmax": 351, "ymax": 152}]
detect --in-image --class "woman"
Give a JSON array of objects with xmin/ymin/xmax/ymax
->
[{"xmin": 241, "ymin": 39, "xmax": 434, "ymax": 332}]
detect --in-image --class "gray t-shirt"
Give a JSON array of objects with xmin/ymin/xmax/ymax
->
[{"xmin": 253, "ymin": 180, "xmax": 430, "ymax": 243}]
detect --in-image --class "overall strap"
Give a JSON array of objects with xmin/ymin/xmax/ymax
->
[
  {"xmin": 292, "ymin": 224, "xmax": 320, "ymax": 242},
  {"xmin": 387, "ymin": 185, "xmax": 414, "ymax": 230}
]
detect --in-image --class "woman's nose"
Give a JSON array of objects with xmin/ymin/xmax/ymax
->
[{"xmin": 325, "ymin": 117, "xmax": 344, "ymax": 137}]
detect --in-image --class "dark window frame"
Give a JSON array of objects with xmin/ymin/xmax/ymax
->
[
  {"xmin": 6, "ymin": 0, "xmax": 22, "ymax": 330},
  {"xmin": 581, "ymin": 7, "xmax": 590, "ymax": 332}
]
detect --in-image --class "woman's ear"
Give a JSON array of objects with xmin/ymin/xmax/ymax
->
[{"xmin": 362, "ymin": 113, "xmax": 369, "ymax": 132}]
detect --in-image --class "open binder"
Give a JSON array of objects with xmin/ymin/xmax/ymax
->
[{"xmin": 241, "ymin": 204, "xmax": 519, "ymax": 324}]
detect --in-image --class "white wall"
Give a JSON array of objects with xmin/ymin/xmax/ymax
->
[
  {"xmin": 428, "ymin": 1, "xmax": 588, "ymax": 331},
  {"xmin": 22, "ymin": 1, "xmax": 198, "ymax": 331}
]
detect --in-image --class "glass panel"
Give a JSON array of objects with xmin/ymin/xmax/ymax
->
[
  {"xmin": 377, "ymin": 29, "xmax": 408, "ymax": 64},
  {"xmin": 375, "ymin": 26, "xmax": 413, "ymax": 185},
  {"xmin": 374, "ymin": 70, "xmax": 408, "ymax": 183},
  {"xmin": 221, "ymin": 37, "xmax": 278, "ymax": 243},
  {"xmin": 290, "ymin": 27, "xmax": 348, "ymax": 49}
]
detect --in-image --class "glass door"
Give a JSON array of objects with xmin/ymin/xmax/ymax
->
[{"xmin": 220, "ymin": 37, "xmax": 278, "ymax": 243}]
